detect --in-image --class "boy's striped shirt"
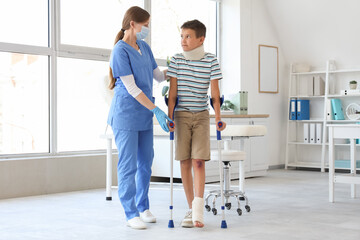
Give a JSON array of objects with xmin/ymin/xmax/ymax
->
[{"xmin": 166, "ymin": 52, "xmax": 222, "ymax": 112}]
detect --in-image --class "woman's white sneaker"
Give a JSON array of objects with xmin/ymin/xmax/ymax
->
[
  {"xmin": 140, "ymin": 210, "xmax": 156, "ymax": 223},
  {"xmin": 127, "ymin": 217, "xmax": 147, "ymax": 229}
]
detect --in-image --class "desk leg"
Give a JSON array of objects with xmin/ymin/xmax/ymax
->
[
  {"xmin": 329, "ymin": 127, "xmax": 334, "ymax": 203},
  {"xmin": 239, "ymin": 138, "xmax": 245, "ymax": 193},
  {"xmin": 350, "ymin": 139, "xmax": 356, "ymax": 198},
  {"xmin": 106, "ymin": 138, "xmax": 113, "ymax": 201}
]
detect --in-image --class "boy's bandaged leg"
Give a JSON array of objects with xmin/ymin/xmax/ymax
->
[{"xmin": 192, "ymin": 197, "xmax": 204, "ymax": 225}]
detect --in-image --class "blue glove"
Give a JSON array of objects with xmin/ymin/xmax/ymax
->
[{"xmin": 151, "ymin": 106, "xmax": 172, "ymax": 132}]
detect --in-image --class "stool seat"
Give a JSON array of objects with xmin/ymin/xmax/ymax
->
[
  {"xmin": 210, "ymin": 125, "xmax": 267, "ymax": 137},
  {"xmin": 211, "ymin": 149, "xmax": 246, "ymax": 161}
]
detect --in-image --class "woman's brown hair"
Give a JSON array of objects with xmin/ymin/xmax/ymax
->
[{"xmin": 109, "ymin": 6, "xmax": 150, "ymax": 90}]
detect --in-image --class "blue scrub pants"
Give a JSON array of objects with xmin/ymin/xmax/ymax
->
[{"xmin": 113, "ymin": 128, "xmax": 154, "ymax": 220}]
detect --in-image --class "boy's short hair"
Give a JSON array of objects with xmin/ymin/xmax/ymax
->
[{"xmin": 181, "ymin": 20, "xmax": 206, "ymax": 38}]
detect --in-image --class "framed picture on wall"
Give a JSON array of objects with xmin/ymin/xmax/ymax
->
[{"xmin": 258, "ymin": 44, "xmax": 278, "ymax": 93}]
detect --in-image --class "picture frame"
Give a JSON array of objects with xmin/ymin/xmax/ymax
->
[{"xmin": 258, "ymin": 44, "xmax": 279, "ymax": 93}]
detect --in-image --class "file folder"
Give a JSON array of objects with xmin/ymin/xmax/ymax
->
[
  {"xmin": 289, "ymin": 99, "xmax": 297, "ymax": 120},
  {"xmin": 303, "ymin": 123, "xmax": 309, "ymax": 143},
  {"xmin": 326, "ymin": 99, "xmax": 334, "ymax": 120},
  {"xmin": 297, "ymin": 100, "xmax": 310, "ymax": 120},
  {"xmin": 331, "ymin": 99, "xmax": 345, "ymax": 120},
  {"xmin": 316, "ymin": 123, "xmax": 322, "ymax": 143},
  {"xmin": 309, "ymin": 123, "xmax": 316, "ymax": 144}
]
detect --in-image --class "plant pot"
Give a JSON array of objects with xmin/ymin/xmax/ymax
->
[{"xmin": 350, "ymin": 83, "xmax": 357, "ymax": 90}]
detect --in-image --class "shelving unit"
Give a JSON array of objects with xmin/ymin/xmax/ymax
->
[{"xmin": 285, "ymin": 61, "xmax": 360, "ymax": 172}]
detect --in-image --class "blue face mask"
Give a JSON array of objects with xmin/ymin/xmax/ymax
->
[{"xmin": 136, "ymin": 26, "xmax": 149, "ymax": 40}]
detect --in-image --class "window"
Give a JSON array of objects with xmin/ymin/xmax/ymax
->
[
  {"xmin": 0, "ymin": 53, "xmax": 49, "ymax": 154},
  {"xmin": 0, "ymin": 0, "xmax": 48, "ymax": 46},
  {"xmin": 151, "ymin": 0, "xmax": 217, "ymax": 59},
  {"xmin": 57, "ymin": 58, "xmax": 110, "ymax": 152},
  {"xmin": 0, "ymin": 0, "xmax": 220, "ymax": 158},
  {"xmin": 60, "ymin": 0, "xmax": 143, "ymax": 49}
]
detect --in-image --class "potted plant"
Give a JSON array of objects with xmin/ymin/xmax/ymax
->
[
  {"xmin": 220, "ymin": 100, "xmax": 235, "ymax": 114},
  {"xmin": 162, "ymin": 56, "xmax": 171, "ymax": 97},
  {"xmin": 350, "ymin": 80, "xmax": 357, "ymax": 90}
]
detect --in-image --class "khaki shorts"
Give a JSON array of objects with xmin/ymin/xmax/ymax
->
[{"xmin": 174, "ymin": 110, "xmax": 210, "ymax": 161}]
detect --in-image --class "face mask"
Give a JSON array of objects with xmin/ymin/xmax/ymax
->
[{"xmin": 136, "ymin": 26, "xmax": 149, "ymax": 40}]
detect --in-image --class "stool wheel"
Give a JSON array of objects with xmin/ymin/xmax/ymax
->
[
  {"xmin": 205, "ymin": 205, "xmax": 211, "ymax": 212},
  {"xmin": 237, "ymin": 208, "xmax": 242, "ymax": 216},
  {"xmin": 245, "ymin": 205, "xmax": 251, "ymax": 212},
  {"xmin": 225, "ymin": 203, "xmax": 231, "ymax": 210},
  {"xmin": 212, "ymin": 208, "xmax": 217, "ymax": 215},
  {"xmin": 239, "ymin": 196, "xmax": 245, "ymax": 201}
]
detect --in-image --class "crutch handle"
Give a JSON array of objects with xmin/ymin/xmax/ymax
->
[{"xmin": 217, "ymin": 121, "xmax": 223, "ymax": 140}]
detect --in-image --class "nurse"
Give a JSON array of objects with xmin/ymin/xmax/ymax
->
[{"xmin": 108, "ymin": 6, "xmax": 171, "ymax": 230}]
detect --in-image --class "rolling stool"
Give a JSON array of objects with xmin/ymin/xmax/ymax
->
[{"xmin": 205, "ymin": 124, "xmax": 267, "ymax": 216}]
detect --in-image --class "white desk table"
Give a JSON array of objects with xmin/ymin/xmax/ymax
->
[{"xmin": 328, "ymin": 124, "xmax": 360, "ymax": 202}]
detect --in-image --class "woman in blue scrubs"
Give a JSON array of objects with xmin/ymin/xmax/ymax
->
[{"xmin": 108, "ymin": 6, "xmax": 171, "ymax": 230}]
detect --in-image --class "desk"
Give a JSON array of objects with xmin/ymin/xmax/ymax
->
[{"xmin": 328, "ymin": 124, "xmax": 360, "ymax": 202}]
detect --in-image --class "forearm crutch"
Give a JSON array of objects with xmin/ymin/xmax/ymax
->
[
  {"xmin": 165, "ymin": 96, "xmax": 178, "ymax": 228},
  {"xmin": 210, "ymin": 96, "xmax": 227, "ymax": 229}
]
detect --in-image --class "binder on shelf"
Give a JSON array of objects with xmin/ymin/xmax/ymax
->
[
  {"xmin": 244, "ymin": 91, "xmax": 248, "ymax": 114},
  {"xmin": 313, "ymin": 76, "xmax": 325, "ymax": 96},
  {"xmin": 297, "ymin": 99, "xmax": 310, "ymax": 120},
  {"xmin": 331, "ymin": 99, "xmax": 345, "ymax": 120},
  {"xmin": 303, "ymin": 123, "xmax": 309, "ymax": 143},
  {"xmin": 326, "ymin": 99, "xmax": 333, "ymax": 120},
  {"xmin": 289, "ymin": 99, "xmax": 297, "ymax": 120},
  {"xmin": 231, "ymin": 91, "xmax": 248, "ymax": 115},
  {"xmin": 309, "ymin": 123, "xmax": 316, "ymax": 144},
  {"xmin": 316, "ymin": 123, "xmax": 322, "ymax": 143}
]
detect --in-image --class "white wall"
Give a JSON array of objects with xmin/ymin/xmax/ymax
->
[
  {"xmin": 221, "ymin": 0, "xmax": 288, "ymax": 167},
  {"xmin": 264, "ymin": 0, "xmax": 360, "ymax": 69}
]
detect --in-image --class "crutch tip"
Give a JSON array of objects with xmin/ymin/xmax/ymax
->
[
  {"xmin": 168, "ymin": 220, "xmax": 174, "ymax": 228},
  {"xmin": 221, "ymin": 220, "xmax": 227, "ymax": 229}
]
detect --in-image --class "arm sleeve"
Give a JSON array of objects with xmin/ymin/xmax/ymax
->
[
  {"xmin": 120, "ymin": 74, "xmax": 142, "ymax": 98},
  {"xmin": 109, "ymin": 47, "xmax": 133, "ymax": 78},
  {"xmin": 143, "ymin": 41, "xmax": 158, "ymax": 70},
  {"xmin": 153, "ymin": 67, "xmax": 166, "ymax": 83},
  {"xmin": 210, "ymin": 57, "xmax": 223, "ymax": 81},
  {"xmin": 166, "ymin": 56, "xmax": 178, "ymax": 78}
]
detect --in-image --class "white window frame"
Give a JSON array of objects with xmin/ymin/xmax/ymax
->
[{"xmin": 0, "ymin": 0, "xmax": 221, "ymax": 160}]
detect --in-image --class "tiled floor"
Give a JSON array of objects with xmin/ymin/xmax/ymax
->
[{"xmin": 0, "ymin": 169, "xmax": 359, "ymax": 240}]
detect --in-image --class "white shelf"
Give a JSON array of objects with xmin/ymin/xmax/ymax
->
[
  {"xmin": 329, "ymin": 69, "xmax": 360, "ymax": 73},
  {"xmin": 287, "ymin": 162, "xmax": 360, "ymax": 170},
  {"xmin": 288, "ymin": 142, "xmax": 322, "ymax": 146},
  {"xmin": 286, "ymin": 61, "xmax": 360, "ymax": 172},
  {"xmin": 287, "ymin": 161, "xmax": 321, "ymax": 168},
  {"xmin": 291, "ymin": 71, "xmax": 326, "ymax": 75},
  {"xmin": 327, "ymin": 94, "xmax": 360, "ymax": 98},
  {"xmin": 290, "ymin": 95, "xmax": 325, "ymax": 99},
  {"xmin": 289, "ymin": 119, "xmax": 324, "ymax": 123},
  {"xmin": 288, "ymin": 141, "xmax": 360, "ymax": 147},
  {"xmin": 326, "ymin": 120, "xmax": 360, "ymax": 123}
]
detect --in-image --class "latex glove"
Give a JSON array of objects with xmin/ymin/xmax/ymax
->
[{"xmin": 151, "ymin": 106, "xmax": 172, "ymax": 132}]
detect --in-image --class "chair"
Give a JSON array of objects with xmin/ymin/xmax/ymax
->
[{"xmin": 205, "ymin": 124, "xmax": 267, "ymax": 216}]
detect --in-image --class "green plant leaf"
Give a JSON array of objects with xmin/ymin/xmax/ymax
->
[{"xmin": 162, "ymin": 86, "xmax": 169, "ymax": 96}]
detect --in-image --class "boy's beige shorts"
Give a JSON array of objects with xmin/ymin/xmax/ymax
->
[{"xmin": 174, "ymin": 110, "xmax": 210, "ymax": 161}]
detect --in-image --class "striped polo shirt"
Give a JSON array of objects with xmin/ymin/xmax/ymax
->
[{"xmin": 166, "ymin": 52, "xmax": 222, "ymax": 112}]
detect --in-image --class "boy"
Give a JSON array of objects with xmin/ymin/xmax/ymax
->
[{"xmin": 166, "ymin": 19, "xmax": 226, "ymax": 228}]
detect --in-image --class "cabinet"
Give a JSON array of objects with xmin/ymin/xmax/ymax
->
[{"xmin": 285, "ymin": 60, "xmax": 360, "ymax": 172}]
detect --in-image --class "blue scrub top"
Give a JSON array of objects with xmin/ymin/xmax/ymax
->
[{"xmin": 108, "ymin": 40, "xmax": 158, "ymax": 131}]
